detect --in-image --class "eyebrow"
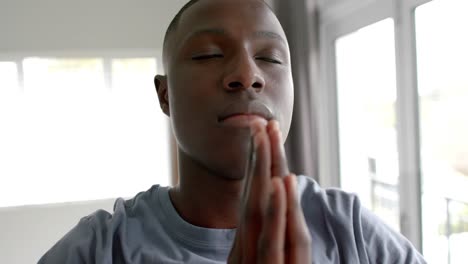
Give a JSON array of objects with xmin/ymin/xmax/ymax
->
[
  {"xmin": 184, "ymin": 28, "xmax": 287, "ymax": 45},
  {"xmin": 253, "ymin": 30, "xmax": 286, "ymax": 44}
]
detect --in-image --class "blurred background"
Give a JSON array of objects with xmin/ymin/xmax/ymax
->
[{"xmin": 0, "ymin": 0, "xmax": 466, "ymax": 263}]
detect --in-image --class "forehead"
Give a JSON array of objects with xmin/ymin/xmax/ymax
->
[{"xmin": 174, "ymin": 0, "xmax": 286, "ymax": 44}]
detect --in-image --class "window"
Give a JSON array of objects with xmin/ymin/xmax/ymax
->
[
  {"xmin": 320, "ymin": 0, "xmax": 468, "ymax": 262},
  {"xmin": 335, "ymin": 19, "xmax": 400, "ymax": 231},
  {"xmin": 0, "ymin": 57, "xmax": 171, "ymax": 207},
  {"xmin": 0, "ymin": 62, "xmax": 18, "ymax": 92},
  {"xmin": 416, "ymin": 0, "xmax": 468, "ymax": 263}
]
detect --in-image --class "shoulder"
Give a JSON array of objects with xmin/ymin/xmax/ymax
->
[
  {"xmin": 359, "ymin": 208, "xmax": 427, "ymax": 263},
  {"xmin": 296, "ymin": 175, "xmax": 363, "ymax": 237},
  {"xmin": 38, "ymin": 184, "xmax": 164, "ymax": 264},
  {"xmin": 297, "ymin": 175, "xmax": 361, "ymax": 215},
  {"xmin": 297, "ymin": 175, "xmax": 426, "ymax": 263},
  {"xmin": 38, "ymin": 212, "xmax": 105, "ymax": 264}
]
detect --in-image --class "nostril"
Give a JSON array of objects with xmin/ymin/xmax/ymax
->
[
  {"xmin": 252, "ymin": 82, "xmax": 263, "ymax": 89},
  {"xmin": 228, "ymin": 81, "xmax": 243, "ymax": 89}
]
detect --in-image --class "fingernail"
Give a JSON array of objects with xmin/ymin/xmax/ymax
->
[
  {"xmin": 253, "ymin": 133, "xmax": 261, "ymax": 148},
  {"xmin": 259, "ymin": 118, "xmax": 268, "ymax": 127},
  {"xmin": 250, "ymin": 119, "xmax": 266, "ymax": 136},
  {"xmin": 277, "ymin": 129, "xmax": 283, "ymax": 142},
  {"xmin": 273, "ymin": 120, "xmax": 280, "ymax": 131},
  {"xmin": 272, "ymin": 177, "xmax": 281, "ymax": 192},
  {"xmin": 289, "ymin": 174, "xmax": 297, "ymax": 192}
]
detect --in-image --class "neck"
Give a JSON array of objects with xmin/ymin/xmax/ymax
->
[{"xmin": 169, "ymin": 149, "xmax": 244, "ymax": 229}]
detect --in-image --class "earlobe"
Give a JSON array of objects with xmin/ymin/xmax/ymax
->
[{"xmin": 154, "ymin": 75, "xmax": 170, "ymax": 117}]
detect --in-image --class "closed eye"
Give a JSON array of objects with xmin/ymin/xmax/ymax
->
[
  {"xmin": 256, "ymin": 57, "xmax": 282, "ymax": 64},
  {"xmin": 192, "ymin": 54, "xmax": 224, "ymax": 60}
]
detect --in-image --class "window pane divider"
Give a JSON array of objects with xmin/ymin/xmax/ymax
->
[
  {"xmin": 16, "ymin": 58, "xmax": 24, "ymax": 92},
  {"xmin": 393, "ymin": 0, "xmax": 424, "ymax": 252}
]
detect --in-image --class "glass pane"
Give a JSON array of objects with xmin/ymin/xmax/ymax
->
[
  {"xmin": 0, "ymin": 62, "xmax": 21, "ymax": 201},
  {"xmin": 0, "ymin": 57, "xmax": 170, "ymax": 207},
  {"xmin": 0, "ymin": 61, "xmax": 19, "ymax": 91},
  {"xmin": 416, "ymin": 1, "xmax": 468, "ymax": 263},
  {"xmin": 111, "ymin": 58, "xmax": 171, "ymax": 192},
  {"xmin": 335, "ymin": 19, "xmax": 400, "ymax": 231},
  {"xmin": 0, "ymin": 61, "xmax": 20, "ymax": 113}
]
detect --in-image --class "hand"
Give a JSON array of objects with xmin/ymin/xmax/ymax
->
[{"xmin": 228, "ymin": 120, "xmax": 312, "ymax": 263}]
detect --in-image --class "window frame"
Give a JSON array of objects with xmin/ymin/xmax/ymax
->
[
  {"xmin": 319, "ymin": 0, "xmax": 433, "ymax": 252},
  {"xmin": 0, "ymin": 49, "xmax": 164, "ymax": 91}
]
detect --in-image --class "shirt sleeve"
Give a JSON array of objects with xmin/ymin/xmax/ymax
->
[
  {"xmin": 359, "ymin": 206, "xmax": 427, "ymax": 264},
  {"xmin": 38, "ymin": 216, "xmax": 97, "ymax": 264}
]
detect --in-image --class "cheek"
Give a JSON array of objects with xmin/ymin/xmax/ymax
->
[
  {"xmin": 167, "ymin": 68, "xmax": 222, "ymax": 141},
  {"xmin": 169, "ymin": 69, "xmax": 218, "ymax": 110},
  {"xmin": 265, "ymin": 69, "xmax": 294, "ymax": 136}
]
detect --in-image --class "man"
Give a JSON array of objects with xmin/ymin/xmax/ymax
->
[{"xmin": 39, "ymin": 0, "xmax": 426, "ymax": 263}]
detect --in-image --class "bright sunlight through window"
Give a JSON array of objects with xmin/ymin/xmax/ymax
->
[
  {"xmin": 416, "ymin": 0, "xmax": 468, "ymax": 263},
  {"xmin": 0, "ymin": 57, "xmax": 170, "ymax": 207},
  {"xmin": 335, "ymin": 18, "xmax": 400, "ymax": 232}
]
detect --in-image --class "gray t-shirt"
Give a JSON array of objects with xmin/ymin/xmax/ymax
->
[{"xmin": 38, "ymin": 176, "xmax": 426, "ymax": 263}]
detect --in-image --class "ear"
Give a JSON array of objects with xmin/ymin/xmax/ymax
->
[{"xmin": 154, "ymin": 75, "xmax": 170, "ymax": 117}]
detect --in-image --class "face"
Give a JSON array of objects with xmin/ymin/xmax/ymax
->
[{"xmin": 157, "ymin": 0, "xmax": 294, "ymax": 179}]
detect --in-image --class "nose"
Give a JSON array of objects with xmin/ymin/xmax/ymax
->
[{"xmin": 223, "ymin": 54, "xmax": 265, "ymax": 92}]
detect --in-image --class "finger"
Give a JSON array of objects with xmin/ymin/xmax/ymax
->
[
  {"xmin": 267, "ymin": 120, "xmax": 289, "ymax": 178},
  {"xmin": 241, "ymin": 134, "xmax": 256, "ymax": 206},
  {"xmin": 257, "ymin": 177, "xmax": 287, "ymax": 264},
  {"xmin": 284, "ymin": 174, "xmax": 312, "ymax": 264},
  {"xmin": 243, "ymin": 119, "xmax": 270, "ymax": 207},
  {"xmin": 241, "ymin": 119, "xmax": 267, "ymax": 206},
  {"xmin": 231, "ymin": 133, "xmax": 260, "ymax": 264},
  {"xmin": 242, "ymin": 120, "xmax": 272, "ymax": 261}
]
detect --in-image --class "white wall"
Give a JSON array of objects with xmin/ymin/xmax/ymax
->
[
  {"xmin": 318, "ymin": 0, "xmax": 375, "ymax": 22},
  {"xmin": 0, "ymin": 0, "xmax": 188, "ymax": 263},
  {"xmin": 0, "ymin": 200, "xmax": 115, "ymax": 263},
  {"xmin": 0, "ymin": 0, "xmax": 188, "ymax": 53}
]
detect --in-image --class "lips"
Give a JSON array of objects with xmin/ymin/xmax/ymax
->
[{"xmin": 218, "ymin": 101, "xmax": 274, "ymax": 123}]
